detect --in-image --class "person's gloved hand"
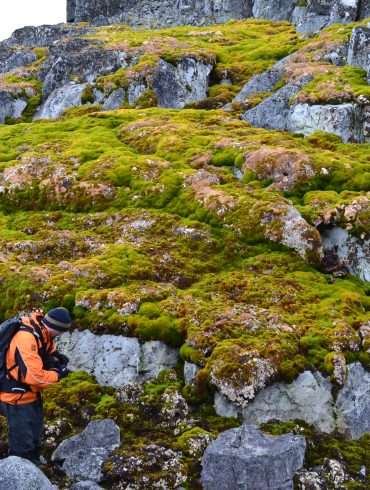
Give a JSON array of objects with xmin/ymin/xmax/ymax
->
[
  {"xmin": 57, "ymin": 365, "xmax": 69, "ymax": 380},
  {"xmin": 54, "ymin": 351, "xmax": 70, "ymax": 365}
]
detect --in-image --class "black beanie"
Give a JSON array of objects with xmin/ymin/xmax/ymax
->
[{"xmin": 43, "ymin": 307, "xmax": 72, "ymax": 332}]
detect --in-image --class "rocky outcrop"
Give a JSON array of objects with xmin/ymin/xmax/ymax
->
[
  {"xmin": 214, "ymin": 362, "xmax": 370, "ymax": 440},
  {"xmin": 201, "ymin": 424, "xmax": 306, "ymax": 490},
  {"xmin": 0, "ymin": 91, "xmax": 27, "ymax": 123},
  {"xmin": 214, "ymin": 370, "xmax": 336, "ymax": 433},
  {"xmin": 0, "ymin": 456, "xmax": 55, "ymax": 489},
  {"xmin": 34, "ymin": 84, "xmax": 88, "ymax": 120},
  {"xmin": 68, "ymin": 0, "xmax": 253, "ymax": 28},
  {"xmin": 241, "ymin": 77, "xmax": 312, "ymax": 132},
  {"xmin": 56, "ymin": 329, "xmax": 179, "ymax": 387},
  {"xmin": 1, "ymin": 24, "xmax": 91, "ymax": 48},
  {"xmin": 0, "ymin": 48, "xmax": 37, "ymax": 73},
  {"xmin": 242, "ymin": 371, "xmax": 335, "ymax": 433},
  {"xmin": 66, "ymin": 0, "xmax": 369, "ymax": 33},
  {"xmin": 321, "ymin": 226, "xmax": 370, "ymax": 282},
  {"xmin": 41, "ymin": 38, "xmax": 127, "ymax": 99},
  {"xmin": 152, "ymin": 58, "xmax": 213, "ymax": 109},
  {"xmin": 288, "ymin": 103, "xmax": 366, "ymax": 144}
]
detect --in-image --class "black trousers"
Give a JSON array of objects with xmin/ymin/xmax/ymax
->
[{"xmin": 1, "ymin": 397, "xmax": 44, "ymax": 458}]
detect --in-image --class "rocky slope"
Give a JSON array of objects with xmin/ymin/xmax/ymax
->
[{"xmin": 0, "ymin": 3, "xmax": 369, "ymax": 490}]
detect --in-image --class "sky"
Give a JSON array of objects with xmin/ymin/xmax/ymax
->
[{"xmin": 0, "ymin": 0, "xmax": 66, "ymax": 42}]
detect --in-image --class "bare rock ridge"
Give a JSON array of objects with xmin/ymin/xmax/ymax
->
[{"xmin": 67, "ymin": 0, "xmax": 370, "ymax": 33}]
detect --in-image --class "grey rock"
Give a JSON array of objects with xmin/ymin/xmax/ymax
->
[
  {"xmin": 0, "ymin": 91, "xmax": 27, "ymax": 123},
  {"xmin": 233, "ymin": 67, "xmax": 285, "ymax": 102},
  {"xmin": 329, "ymin": 0, "xmax": 359, "ymax": 25},
  {"xmin": 337, "ymin": 362, "xmax": 370, "ymax": 439},
  {"xmin": 0, "ymin": 49, "xmax": 37, "ymax": 73},
  {"xmin": 102, "ymin": 88, "xmax": 126, "ymax": 110},
  {"xmin": 347, "ymin": 27, "xmax": 370, "ymax": 71},
  {"xmin": 288, "ymin": 103, "xmax": 365, "ymax": 143},
  {"xmin": 184, "ymin": 361, "xmax": 200, "ymax": 385},
  {"xmin": 241, "ymin": 79, "xmax": 311, "ymax": 131},
  {"xmin": 201, "ymin": 424, "xmax": 306, "ymax": 490},
  {"xmin": 2, "ymin": 24, "xmax": 91, "ymax": 48},
  {"xmin": 68, "ymin": 0, "xmax": 254, "ymax": 28},
  {"xmin": 214, "ymin": 391, "xmax": 240, "ymax": 418},
  {"xmin": 0, "ymin": 456, "xmax": 55, "ymax": 490},
  {"xmin": 70, "ymin": 482, "xmax": 104, "ymax": 490},
  {"xmin": 34, "ymin": 84, "xmax": 86, "ymax": 120},
  {"xmin": 252, "ymin": 0, "xmax": 296, "ymax": 21},
  {"xmin": 321, "ymin": 227, "xmax": 370, "ymax": 282},
  {"xmin": 127, "ymin": 80, "xmax": 147, "ymax": 105},
  {"xmin": 53, "ymin": 419, "xmax": 120, "ymax": 461},
  {"xmin": 291, "ymin": 7, "xmax": 329, "ymax": 35},
  {"xmin": 152, "ymin": 58, "xmax": 213, "ymax": 109},
  {"xmin": 242, "ymin": 371, "xmax": 336, "ymax": 433},
  {"xmin": 56, "ymin": 329, "xmax": 179, "ymax": 387},
  {"xmin": 63, "ymin": 448, "xmax": 109, "ymax": 482},
  {"xmin": 42, "ymin": 38, "xmax": 127, "ymax": 98}
]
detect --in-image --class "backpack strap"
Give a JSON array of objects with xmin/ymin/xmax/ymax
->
[{"xmin": 2, "ymin": 324, "xmax": 38, "ymax": 393}]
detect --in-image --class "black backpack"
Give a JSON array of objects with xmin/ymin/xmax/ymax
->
[{"xmin": 0, "ymin": 317, "xmax": 37, "ymax": 393}]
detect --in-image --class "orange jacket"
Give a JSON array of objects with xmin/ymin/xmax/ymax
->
[{"xmin": 0, "ymin": 312, "xmax": 59, "ymax": 405}]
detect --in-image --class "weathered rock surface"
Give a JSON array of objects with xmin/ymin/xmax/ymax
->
[
  {"xmin": 321, "ymin": 226, "xmax": 370, "ymax": 282},
  {"xmin": 0, "ymin": 456, "xmax": 55, "ymax": 490},
  {"xmin": 63, "ymin": 448, "xmax": 109, "ymax": 482},
  {"xmin": 288, "ymin": 103, "xmax": 366, "ymax": 144},
  {"xmin": 102, "ymin": 88, "xmax": 126, "ymax": 111},
  {"xmin": 68, "ymin": 0, "xmax": 254, "ymax": 27},
  {"xmin": 241, "ymin": 78, "xmax": 311, "ymax": 132},
  {"xmin": 214, "ymin": 370, "xmax": 336, "ymax": 433},
  {"xmin": 152, "ymin": 58, "xmax": 213, "ymax": 109},
  {"xmin": 0, "ymin": 90, "xmax": 27, "ymax": 123},
  {"xmin": 53, "ymin": 419, "xmax": 120, "ymax": 461},
  {"xmin": 242, "ymin": 371, "xmax": 335, "ymax": 433},
  {"xmin": 0, "ymin": 48, "xmax": 37, "ymax": 73},
  {"xmin": 41, "ymin": 38, "xmax": 127, "ymax": 98},
  {"xmin": 201, "ymin": 424, "xmax": 306, "ymax": 490},
  {"xmin": 34, "ymin": 84, "xmax": 87, "ymax": 120},
  {"xmin": 215, "ymin": 363, "xmax": 370, "ymax": 439},
  {"xmin": 336, "ymin": 362, "xmax": 370, "ymax": 439},
  {"xmin": 66, "ymin": 0, "xmax": 368, "ymax": 32},
  {"xmin": 1, "ymin": 24, "xmax": 91, "ymax": 48},
  {"xmin": 347, "ymin": 26, "xmax": 370, "ymax": 71},
  {"xmin": 56, "ymin": 329, "xmax": 179, "ymax": 386}
]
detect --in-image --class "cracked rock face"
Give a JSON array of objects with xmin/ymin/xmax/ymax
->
[
  {"xmin": 288, "ymin": 103, "xmax": 366, "ymax": 144},
  {"xmin": 152, "ymin": 58, "xmax": 213, "ymax": 109},
  {"xmin": 201, "ymin": 424, "xmax": 306, "ymax": 490},
  {"xmin": 56, "ymin": 329, "xmax": 179, "ymax": 386},
  {"xmin": 34, "ymin": 84, "xmax": 87, "ymax": 120}
]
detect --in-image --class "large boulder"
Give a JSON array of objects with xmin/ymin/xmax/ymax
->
[
  {"xmin": 56, "ymin": 329, "xmax": 179, "ymax": 387},
  {"xmin": 336, "ymin": 362, "xmax": 370, "ymax": 439},
  {"xmin": 152, "ymin": 58, "xmax": 213, "ymax": 109},
  {"xmin": 288, "ymin": 103, "xmax": 365, "ymax": 143},
  {"xmin": 53, "ymin": 419, "xmax": 120, "ymax": 461},
  {"xmin": 0, "ymin": 457, "xmax": 55, "ymax": 490},
  {"xmin": 201, "ymin": 424, "xmax": 306, "ymax": 490}
]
